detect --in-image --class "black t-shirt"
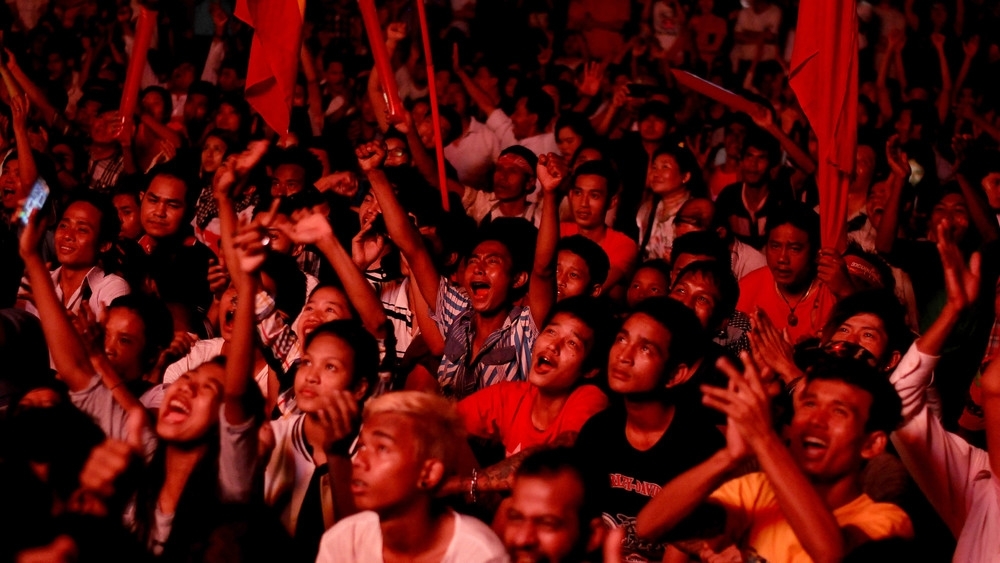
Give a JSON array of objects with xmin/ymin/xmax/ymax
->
[
  {"xmin": 574, "ymin": 401, "xmax": 725, "ymax": 563},
  {"xmin": 714, "ymin": 181, "xmax": 795, "ymax": 250}
]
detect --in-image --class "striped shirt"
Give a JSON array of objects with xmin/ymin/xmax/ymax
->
[{"xmin": 433, "ymin": 278, "xmax": 538, "ymax": 400}]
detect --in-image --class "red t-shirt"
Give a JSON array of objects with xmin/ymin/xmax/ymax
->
[
  {"xmin": 457, "ymin": 381, "xmax": 608, "ymax": 457},
  {"xmin": 560, "ymin": 223, "xmax": 639, "ymax": 281},
  {"xmin": 736, "ymin": 267, "xmax": 836, "ymax": 344}
]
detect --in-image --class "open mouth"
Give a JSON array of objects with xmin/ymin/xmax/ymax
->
[
  {"xmin": 534, "ymin": 353, "xmax": 557, "ymax": 373},
  {"xmin": 224, "ymin": 309, "xmax": 236, "ymax": 327},
  {"xmin": 469, "ymin": 281, "xmax": 490, "ymax": 300},
  {"xmin": 800, "ymin": 436, "xmax": 828, "ymax": 458},
  {"xmin": 162, "ymin": 398, "xmax": 192, "ymax": 423}
]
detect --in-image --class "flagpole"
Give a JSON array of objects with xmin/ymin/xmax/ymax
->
[{"xmin": 413, "ymin": 0, "xmax": 450, "ymax": 211}]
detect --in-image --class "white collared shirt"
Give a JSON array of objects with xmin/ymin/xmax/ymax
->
[{"xmin": 18, "ymin": 266, "xmax": 130, "ymax": 319}]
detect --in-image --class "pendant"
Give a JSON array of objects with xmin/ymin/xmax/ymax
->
[{"xmin": 787, "ymin": 313, "xmax": 798, "ymax": 327}]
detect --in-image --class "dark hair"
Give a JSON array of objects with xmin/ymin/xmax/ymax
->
[
  {"xmin": 820, "ymin": 290, "xmax": 913, "ymax": 364},
  {"xmin": 499, "ymin": 144, "xmax": 539, "ymax": 174},
  {"xmin": 652, "ymin": 143, "xmax": 706, "ymax": 197},
  {"xmin": 106, "ymin": 293, "xmax": 175, "ymax": 370},
  {"xmin": 259, "ymin": 253, "xmax": 307, "ymax": 321},
  {"xmin": 572, "ymin": 159, "xmax": 620, "ymax": 197},
  {"xmin": 672, "ymin": 260, "xmax": 740, "ymax": 330},
  {"xmin": 558, "ymin": 235, "xmax": 610, "ymax": 287},
  {"xmin": 764, "ymin": 203, "xmax": 821, "ymax": 254},
  {"xmin": 438, "ymin": 105, "xmax": 463, "ymax": 145},
  {"xmin": 474, "ymin": 217, "xmax": 538, "ymax": 280},
  {"xmin": 638, "ymin": 100, "xmax": 672, "ymax": 123},
  {"xmin": 555, "ymin": 112, "xmax": 595, "ymax": 154},
  {"xmin": 521, "ymin": 90, "xmax": 556, "ymax": 132},
  {"xmin": 304, "ymin": 320, "xmax": 379, "ymax": 400},
  {"xmin": 742, "ymin": 125, "xmax": 782, "ymax": 168},
  {"xmin": 628, "ymin": 297, "xmax": 706, "ymax": 376},
  {"xmin": 633, "ymin": 258, "xmax": 672, "ymax": 283},
  {"xmin": 64, "ymin": 190, "xmax": 120, "ymax": 245},
  {"xmin": 139, "ymin": 85, "xmax": 173, "ymax": 124},
  {"xmin": 544, "ymin": 296, "xmax": 615, "ymax": 372},
  {"xmin": 202, "ymin": 128, "xmax": 242, "ymax": 155},
  {"xmin": 267, "ymin": 145, "xmax": 323, "ymax": 186},
  {"xmin": 804, "ymin": 355, "xmax": 904, "ymax": 433},
  {"xmin": 516, "ymin": 447, "xmax": 602, "ymax": 524},
  {"xmin": 670, "ymin": 231, "xmax": 730, "ymax": 268}
]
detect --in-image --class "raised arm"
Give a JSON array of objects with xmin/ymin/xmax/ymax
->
[
  {"xmin": 3, "ymin": 49, "xmax": 65, "ymax": 129},
  {"xmin": 453, "ymin": 44, "xmax": 498, "ymax": 116},
  {"xmin": 356, "ymin": 141, "xmax": 442, "ymax": 310},
  {"xmin": 703, "ymin": 356, "xmax": 846, "ymax": 563},
  {"xmin": 748, "ymin": 104, "xmax": 816, "ymax": 176},
  {"xmin": 300, "ymin": 45, "xmax": 325, "ymax": 137},
  {"xmin": 528, "ymin": 153, "xmax": 563, "ymax": 326},
  {"xmin": 279, "ymin": 207, "xmax": 389, "ymax": 339},
  {"xmin": 874, "ymin": 136, "xmax": 910, "ymax": 255},
  {"xmin": 18, "ymin": 212, "xmax": 102, "ymax": 392},
  {"xmin": 952, "ymin": 36, "xmax": 979, "ymax": 106},
  {"xmin": 955, "ymin": 173, "xmax": 1000, "ymax": 244},
  {"xmin": 8, "ymin": 93, "xmax": 38, "ymax": 192},
  {"xmin": 917, "ymin": 221, "xmax": 980, "ymax": 357},
  {"xmin": 931, "ymin": 33, "xmax": 952, "ymax": 125}
]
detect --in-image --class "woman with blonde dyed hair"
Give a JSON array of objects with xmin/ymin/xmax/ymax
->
[{"xmin": 316, "ymin": 391, "xmax": 508, "ymax": 563}]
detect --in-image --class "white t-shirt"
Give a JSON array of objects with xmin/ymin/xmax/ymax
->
[
  {"xmin": 444, "ymin": 118, "xmax": 500, "ymax": 190},
  {"xmin": 316, "ymin": 510, "xmax": 509, "ymax": 563}
]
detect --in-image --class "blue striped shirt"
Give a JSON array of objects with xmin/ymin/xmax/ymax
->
[{"xmin": 433, "ymin": 278, "xmax": 538, "ymax": 400}]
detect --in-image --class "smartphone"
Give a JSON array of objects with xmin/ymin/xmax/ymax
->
[
  {"xmin": 626, "ymin": 83, "xmax": 654, "ymax": 98},
  {"xmin": 18, "ymin": 177, "xmax": 50, "ymax": 225}
]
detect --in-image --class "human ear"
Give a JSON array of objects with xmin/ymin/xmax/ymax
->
[
  {"xmin": 860, "ymin": 431, "xmax": 887, "ymax": 460},
  {"xmin": 589, "ymin": 284, "xmax": 602, "ymax": 298},
  {"xmin": 664, "ymin": 364, "xmax": 692, "ymax": 388},
  {"xmin": 419, "ymin": 459, "xmax": 446, "ymax": 490},
  {"xmin": 584, "ymin": 517, "xmax": 607, "ymax": 554},
  {"xmin": 352, "ymin": 379, "xmax": 369, "ymax": 402},
  {"xmin": 512, "ymin": 271, "xmax": 529, "ymax": 289}
]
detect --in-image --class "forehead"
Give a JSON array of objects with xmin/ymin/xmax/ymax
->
[
  {"xmin": 309, "ymin": 286, "xmax": 348, "ymax": 305},
  {"xmin": 547, "ymin": 312, "xmax": 595, "ymax": 341},
  {"xmin": 63, "ymin": 201, "xmax": 102, "ymax": 223},
  {"xmin": 652, "ymin": 153, "xmax": 679, "ymax": 166},
  {"xmin": 511, "ymin": 472, "xmax": 585, "ymax": 514},
  {"xmin": 842, "ymin": 313, "xmax": 886, "ymax": 332},
  {"xmin": 472, "ymin": 240, "xmax": 513, "ymax": 260},
  {"xmin": 364, "ymin": 411, "xmax": 419, "ymax": 445},
  {"xmin": 274, "ymin": 163, "xmax": 305, "ymax": 178},
  {"xmin": 558, "ymin": 250, "xmax": 590, "ymax": 271},
  {"xmin": 768, "ymin": 223, "xmax": 809, "ymax": 243},
  {"xmin": 306, "ymin": 332, "xmax": 354, "ymax": 359},
  {"xmin": 634, "ymin": 267, "xmax": 668, "ymax": 284},
  {"xmin": 113, "ymin": 193, "xmax": 138, "ymax": 207},
  {"xmin": 573, "ymin": 174, "xmax": 608, "ymax": 192},
  {"xmin": 936, "ymin": 193, "xmax": 967, "ymax": 208},
  {"xmin": 800, "ymin": 378, "xmax": 873, "ymax": 417},
  {"xmin": 622, "ymin": 312, "xmax": 671, "ymax": 345},
  {"xmin": 105, "ymin": 306, "xmax": 145, "ymax": 329},
  {"xmin": 147, "ymin": 175, "xmax": 188, "ymax": 200},
  {"xmin": 677, "ymin": 271, "xmax": 721, "ymax": 295}
]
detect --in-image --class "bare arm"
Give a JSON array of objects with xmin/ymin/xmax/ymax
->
[
  {"xmin": 956, "ymin": 174, "xmax": 1000, "ymax": 244},
  {"xmin": 952, "ymin": 36, "xmax": 979, "ymax": 106},
  {"xmin": 7, "ymin": 93, "xmax": 38, "ymax": 191},
  {"xmin": 916, "ymin": 222, "xmax": 980, "ymax": 357},
  {"xmin": 453, "ymin": 45, "xmax": 497, "ymax": 116},
  {"xmin": 528, "ymin": 154, "xmax": 563, "ymax": 327},
  {"xmin": 874, "ymin": 137, "xmax": 909, "ymax": 255},
  {"xmin": 635, "ymin": 449, "xmax": 736, "ymax": 540},
  {"xmin": 931, "ymin": 34, "xmax": 952, "ymax": 125},
  {"xmin": 300, "ymin": 45, "xmax": 324, "ymax": 137},
  {"xmin": 357, "ymin": 141, "xmax": 442, "ymax": 310}
]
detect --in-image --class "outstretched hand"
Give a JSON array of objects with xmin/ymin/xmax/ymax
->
[
  {"xmin": 704, "ymin": 353, "xmax": 776, "ymax": 461},
  {"xmin": 937, "ymin": 218, "xmax": 981, "ymax": 311},
  {"xmin": 230, "ymin": 199, "xmax": 281, "ymax": 275},
  {"xmin": 275, "ymin": 206, "xmax": 334, "ymax": 246}
]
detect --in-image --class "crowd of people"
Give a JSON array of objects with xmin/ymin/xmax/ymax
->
[{"xmin": 1, "ymin": 0, "xmax": 1000, "ymax": 561}]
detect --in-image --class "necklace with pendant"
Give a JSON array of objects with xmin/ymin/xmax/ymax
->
[{"xmin": 775, "ymin": 280, "xmax": 815, "ymax": 327}]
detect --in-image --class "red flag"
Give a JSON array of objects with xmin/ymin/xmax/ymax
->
[
  {"xmin": 235, "ymin": 0, "xmax": 304, "ymax": 135},
  {"xmin": 789, "ymin": 0, "xmax": 858, "ymax": 251}
]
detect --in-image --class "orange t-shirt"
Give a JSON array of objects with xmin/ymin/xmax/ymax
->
[
  {"xmin": 736, "ymin": 267, "xmax": 836, "ymax": 344},
  {"xmin": 457, "ymin": 382, "xmax": 608, "ymax": 457}
]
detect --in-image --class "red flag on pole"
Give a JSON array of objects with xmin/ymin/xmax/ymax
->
[
  {"xmin": 789, "ymin": 0, "xmax": 858, "ymax": 251},
  {"xmin": 235, "ymin": 0, "xmax": 305, "ymax": 135}
]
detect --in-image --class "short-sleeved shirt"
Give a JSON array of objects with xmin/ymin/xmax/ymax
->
[
  {"xmin": 316, "ymin": 510, "xmax": 508, "ymax": 563},
  {"xmin": 18, "ymin": 265, "xmax": 130, "ymax": 319},
  {"xmin": 737, "ymin": 268, "xmax": 836, "ymax": 344},
  {"xmin": 433, "ymin": 278, "xmax": 538, "ymax": 400},
  {"xmin": 708, "ymin": 472, "xmax": 913, "ymax": 563},
  {"xmin": 458, "ymin": 381, "xmax": 607, "ymax": 456},
  {"xmin": 715, "ymin": 182, "xmax": 792, "ymax": 250},
  {"xmin": 559, "ymin": 223, "xmax": 638, "ymax": 282},
  {"xmin": 574, "ymin": 403, "xmax": 725, "ymax": 563}
]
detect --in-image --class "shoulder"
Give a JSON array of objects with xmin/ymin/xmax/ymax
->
[
  {"xmin": 715, "ymin": 183, "xmax": 742, "ymax": 204},
  {"xmin": 449, "ymin": 512, "xmax": 508, "ymax": 562},
  {"xmin": 318, "ymin": 511, "xmax": 382, "ymax": 563},
  {"xmin": 568, "ymin": 384, "xmax": 609, "ymax": 408},
  {"xmin": 838, "ymin": 495, "xmax": 915, "ymax": 542}
]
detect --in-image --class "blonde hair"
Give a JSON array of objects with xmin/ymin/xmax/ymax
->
[{"xmin": 364, "ymin": 391, "xmax": 465, "ymax": 478}]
